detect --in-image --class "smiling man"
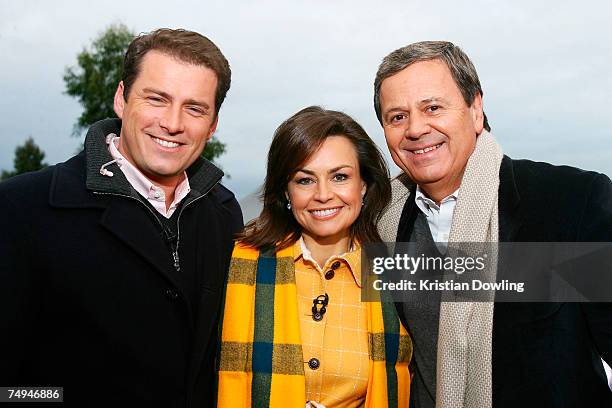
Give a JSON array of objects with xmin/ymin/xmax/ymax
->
[
  {"xmin": 0, "ymin": 29, "xmax": 242, "ymax": 406},
  {"xmin": 374, "ymin": 41, "xmax": 612, "ymax": 407}
]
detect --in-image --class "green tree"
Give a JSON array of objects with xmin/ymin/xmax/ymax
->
[
  {"xmin": 202, "ymin": 133, "xmax": 226, "ymax": 162},
  {"xmin": 63, "ymin": 23, "xmax": 226, "ymax": 163},
  {"xmin": 64, "ymin": 23, "xmax": 134, "ymax": 136},
  {"xmin": 1, "ymin": 137, "xmax": 48, "ymax": 180}
]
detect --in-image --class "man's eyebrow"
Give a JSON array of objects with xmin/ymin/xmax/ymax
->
[
  {"xmin": 383, "ymin": 105, "xmax": 406, "ymax": 115},
  {"xmin": 142, "ymin": 87, "xmax": 171, "ymax": 100},
  {"xmin": 419, "ymin": 96, "xmax": 447, "ymax": 105},
  {"xmin": 142, "ymin": 88, "xmax": 210, "ymax": 110},
  {"xmin": 384, "ymin": 97, "xmax": 449, "ymax": 115}
]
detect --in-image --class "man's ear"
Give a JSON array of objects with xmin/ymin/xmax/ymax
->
[
  {"xmin": 114, "ymin": 82, "xmax": 126, "ymax": 119},
  {"xmin": 206, "ymin": 115, "xmax": 219, "ymax": 142},
  {"xmin": 471, "ymin": 92, "xmax": 484, "ymax": 134}
]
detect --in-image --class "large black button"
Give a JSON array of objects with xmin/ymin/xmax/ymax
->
[
  {"xmin": 313, "ymin": 312, "xmax": 323, "ymax": 322},
  {"xmin": 165, "ymin": 288, "xmax": 179, "ymax": 301},
  {"xmin": 308, "ymin": 358, "xmax": 320, "ymax": 370},
  {"xmin": 331, "ymin": 261, "xmax": 341, "ymax": 269},
  {"xmin": 324, "ymin": 270, "xmax": 335, "ymax": 280}
]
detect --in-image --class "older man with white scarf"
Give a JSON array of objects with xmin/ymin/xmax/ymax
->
[{"xmin": 374, "ymin": 41, "xmax": 612, "ymax": 408}]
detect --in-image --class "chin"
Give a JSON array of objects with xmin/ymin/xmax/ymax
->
[
  {"xmin": 149, "ymin": 164, "xmax": 183, "ymax": 176},
  {"xmin": 315, "ymin": 228, "xmax": 350, "ymax": 242},
  {"xmin": 407, "ymin": 167, "xmax": 450, "ymax": 186},
  {"xmin": 312, "ymin": 230, "xmax": 339, "ymax": 240}
]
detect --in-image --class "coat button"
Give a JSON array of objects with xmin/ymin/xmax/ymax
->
[
  {"xmin": 308, "ymin": 358, "xmax": 320, "ymax": 370},
  {"xmin": 165, "ymin": 288, "xmax": 179, "ymax": 301},
  {"xmin": 312, "ymin": 312, "xmax": 323, "ymax": 322},
  {"xmin": 331, "ymin": 261, "xmax": 341, "ymax": 269},
  {"xmin": 324, "ymin": 270, "xmax": 335, "ymax": 280}
]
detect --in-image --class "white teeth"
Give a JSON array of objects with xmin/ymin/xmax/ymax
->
[
  {"xmin": 153, "ymin": 137, "xmax": 180, "ymax": 148},
  {"xmin": 414, "ymin": 143, "xmax": 442, "ymax": 154},
  {"xmin": 311, "ymin": 208, "xmax": 340, "ymax": 217}
]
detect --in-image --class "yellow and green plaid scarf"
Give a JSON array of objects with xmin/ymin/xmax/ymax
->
[{"xmin": 218, "ymin": 242, "xmax": 412, "ymax": 407}]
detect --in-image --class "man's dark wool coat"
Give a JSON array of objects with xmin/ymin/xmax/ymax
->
[
  {"xmin": 0, "ymin": 119, "xmax": 243, "ymax": 407},
  {"xmin": 395, "ymin": 156, "xmax": 612, "ymax": 408}
]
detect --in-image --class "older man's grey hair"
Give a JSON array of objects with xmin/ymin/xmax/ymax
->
[{"xmin": 373, "ymin": 41, "xmax": 490, "ymax": 131}]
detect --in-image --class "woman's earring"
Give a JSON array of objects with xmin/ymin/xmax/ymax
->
[{"xmin": 287, "ymin": 200, "xmax": 292, "ymax": 210}]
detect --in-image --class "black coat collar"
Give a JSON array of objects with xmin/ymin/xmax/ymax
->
[
  {"xmin": 498, "ymin": 155, "xmax": 523, "ymax": 242},
  {"xmin": 50, "ymin": 118, "xmax": 224, "ymax": 209},
  {"xmin": 47, "ymin": 118, "xmax": 229, "ymax": 323}
]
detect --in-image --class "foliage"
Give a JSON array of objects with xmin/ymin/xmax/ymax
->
[
  {"xmin": 64, "ymin": 23, "xmax": 134, "ymax": 136},
  {"xmin": 1, "ymin": 137, "xmax": 47, "ymax": 180},
  {"xmin": 63, "ymin": 23, "xmax": 226, "ymax": 163},
  {"xmin": 202, "ymin": 136, "xmax": 226, "ymax": 162}
]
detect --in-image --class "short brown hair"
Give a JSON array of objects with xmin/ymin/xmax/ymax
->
[
  {"xmin": 122, "ymin": 28, "xmax": 231, "ymax": 116},
  {"xmin": 239, "ymin": 106, "xmax": 391, "ymax": 251},
  {"xmin": 374, "ymin": 41, "xmax": 490, "ymax": 131}
]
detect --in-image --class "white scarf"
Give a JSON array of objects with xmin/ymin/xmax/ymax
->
[
  {"xmin": 437, "ymin": 131, "xmax": 503, "ymax": 408},
  {"xmin": 377, "ymin": 130, "xmax": 503, "ymax": 408}
]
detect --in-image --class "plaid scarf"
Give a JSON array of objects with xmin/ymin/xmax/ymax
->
[{"xmin": 218, "ymin": 242, "xmax": 412, "ymax": 407}]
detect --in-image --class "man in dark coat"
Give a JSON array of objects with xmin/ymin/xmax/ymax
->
[
  {"xmin": 0, "ymin": 29, "xmax": 242, "ymax": 407},
  {"xmin": 374, "ymin": 41, "xmax": 612, "ymax": 407}
]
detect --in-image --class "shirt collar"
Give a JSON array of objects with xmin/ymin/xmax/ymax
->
[
  {"xmin": 107, "ymin": 134, "xmax": 191, "ymax": 211},
  {"xmin": 293, "ymin": 237, "xmax": 362, "ymax": 287},
  {"xmin": 415, "ymin": 185, "xmax": 459, "ymax": 215},
  {"xmin": 84, "ymin": 118, "xmax": 224, "ymax": 198}
]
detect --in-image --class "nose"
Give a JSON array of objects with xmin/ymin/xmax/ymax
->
[
  {"xmin": 405, "ymin": 111, "xmax": 431, "ymax": 140},
  {"xmin": 314, "ymin": 180, "xmax": 334, "ymax": 202},
  {"xmin": 159, "ymin": 105, "xmax": 184, "ymax": 135}
]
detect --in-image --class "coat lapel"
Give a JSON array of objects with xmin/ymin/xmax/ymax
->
[
  {"xmin": 49, "ymin": 153, "xmax": 107, "ymax": 209},
  {"xmin": 50, "ymin": 155, "xmax": 184, "ymax": 291},
  {"xmin": 498, "ymin": 156, "xmax": 523, "ymax": 243},
  {"xmin": 98, "ymin": 198, "xmax": 183, "ymax": 291},
  {"xmin": 380, "ymin": 175, "xmax": 439, "ymax": 401},
  {"xmin": 188, "ymin": 198, "xmax": 226, "ymax": 390}
]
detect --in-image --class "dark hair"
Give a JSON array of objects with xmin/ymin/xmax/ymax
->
[
  {"xmin": 122, "ymin": 28, "xmax": 231, "ymax": 116},
  {"xmin": 239, "ymin": 106, "xmax": 391, "ymax": 251},
  {"xmin": 374, "ymin": 41, "xmax": 490, "ymax": 131}
]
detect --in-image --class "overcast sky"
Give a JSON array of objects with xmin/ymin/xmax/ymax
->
[{"xmin": 1, "ymin": 0, "xmax": 610, "ymax": 199}]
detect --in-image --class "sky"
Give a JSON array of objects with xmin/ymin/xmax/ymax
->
[{"xmin": 1, "ymin": 0, "xmax": 611, "ymax": 199}]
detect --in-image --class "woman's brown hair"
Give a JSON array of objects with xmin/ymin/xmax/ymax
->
[{"xmin": 239, "ymin": 106, "xmax": 391, "ymax": 251}]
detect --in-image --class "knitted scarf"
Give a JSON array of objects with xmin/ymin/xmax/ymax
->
[
  {"xmin": 376, "ymin": 130, "xmax": 503, "ymax": 408},
  {"xmin": 437, "ymin": 131, "xmax": 503, "ymax": 408},
  {"xmin": 218, "ymin": 242, "xmax": 412, "ymax": 408}
]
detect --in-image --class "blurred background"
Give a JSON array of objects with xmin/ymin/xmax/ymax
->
[
  {"xmin": 1, "ymin": 0, "xmax": 611, "ymax": 218},
  {"xmin": 2, "ymin": 0, "xmax": 611, "ymax": 387}
]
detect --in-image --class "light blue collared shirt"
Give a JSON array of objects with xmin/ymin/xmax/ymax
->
[{"xmin": 414, "ymin": 185, "xmax": 459, "ymax": 252}]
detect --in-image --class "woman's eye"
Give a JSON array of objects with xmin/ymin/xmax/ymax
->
[
  {"xmin": 296, "ymin": 178, "xmax": 313, "ymax": 185},
  {"xmin": 333, "ymin": 174, "xmax": 348, "ymax": 182}
]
